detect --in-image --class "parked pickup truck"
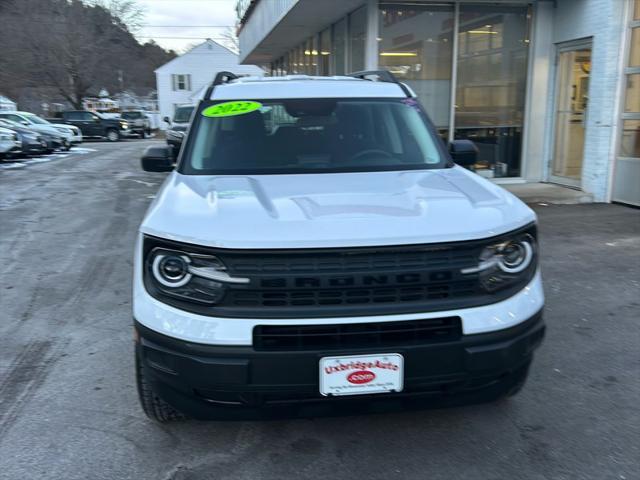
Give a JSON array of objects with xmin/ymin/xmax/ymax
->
[
  {"xmin": 120, "ymin": 111, "xmax": 151, "ymax": 138},
  {"xmin": 48, "ymin": 110, "xmax": 131, "ymax": 141},
  {"xmin": 163, "ymin": 104, "xmax": 194, "ymax": 158}
]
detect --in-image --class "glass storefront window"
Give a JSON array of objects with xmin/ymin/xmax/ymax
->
[
  {"xmin": 320, "ymin": 28, "xmax": 332, "ymax": 75},
  {"xmin": 625, "ymin": 74, "xmax": 640, "ymax": 113},
  {"xmin": 349, "ymin": 6, "xmax": 366, "ymax": 72},
  {"xmin": 292, "ymin": 46, "xmax": 301, "ymax": 74},
  {"xmin": 378, "ymin": 4, "xmax": 454, "ymax": 132},
  {"xmin": 630, "ymin": 27, "xmax": 640, "ymax": 67},
  {"xmin": 454, "ymin": 5, "xmax": 530, "ymax": 178},
  {"xmin": 333, "ymin": 18, "xmax": 347, "ymax": 75},
  {"xmin": 310, "ymin": 36, "xmax": 319, "ymax": 74},
  {"xmin": 303, "ymin": 38, "xmax": 313, "ymax": 74},
  {"xmin": 620, "ymin": 120, "xmax": 640, "ymax": 158}
]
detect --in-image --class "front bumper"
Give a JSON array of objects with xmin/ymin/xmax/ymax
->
[
  {"xmin": 135, "ymin": 310, "xmax": 544, "ymax": 419},
  {"xmin": 22, "ymin": 140, "xmax": 47, "ymax": 155},
  {"xmin": 119, "ymin": 128, "xmax": 136, "ymax": 137}
]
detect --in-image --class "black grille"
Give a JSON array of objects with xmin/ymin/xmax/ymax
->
[
  {"xmin": 215, "ymin": 244, "xmax": 485, "ymax": 317},
  {"xmin": 253, "ymin": 317, "xmax": 462, "ymax": 351},
  {"xmin": 224, "ymin": 248, "xmax": 477, "ymax": 274},
  {"xmin": 143, "ymin": 224, "xmax": 536, "ymax": 318},
  {"xmin": 229, "ymin": 282, "xmax": 477, "ymax": 307}
]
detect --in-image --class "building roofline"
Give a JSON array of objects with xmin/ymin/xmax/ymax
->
[{"xmin": 154, "ymin": 39, "xmax": 239, "ymax": 73}]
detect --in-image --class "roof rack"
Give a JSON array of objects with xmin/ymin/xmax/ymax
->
[
  {"xmin": 203, "ymin": 71, "xmax": 239, "ymax": 99},
  {"xmin": 347, "ymin": 70, "xmax": 412, "ymax": 97}
]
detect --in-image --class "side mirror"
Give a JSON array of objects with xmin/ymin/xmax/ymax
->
[
  {"xmin": 449, "ymin": 140, "xmax": 478, "ymax": 167},
  {"xmin": 21, "ymin": 121, "xmax": 29, "ymax": 126},
  {"xmin": 163, "ymin": 116, "xmax": 171, "ymax": 124},
  {"xmin": 141, "ymin": 145, "xmax": 174, "ymax": 172}
]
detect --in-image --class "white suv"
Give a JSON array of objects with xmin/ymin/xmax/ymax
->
[{"xmin": 134, "ymin": 71, "xmax": 545, "ymax": 422}]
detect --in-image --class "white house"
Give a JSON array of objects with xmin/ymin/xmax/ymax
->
[{"xmin": 155, "ymin": 39, "xmax": 264, "ymax": 127}]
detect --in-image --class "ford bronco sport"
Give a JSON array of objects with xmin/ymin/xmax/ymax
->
[{"xmin": 135, "ymin": 71, "xmax": 545, "ymax": 422}]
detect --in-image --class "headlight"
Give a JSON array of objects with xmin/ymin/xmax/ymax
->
[
  {"xmin": 120, "ymin": 121, "xmax": 129, "ymax": 128},
  {"xmin": 462, "ymin": 228, "xmax": 538, "ymax": 293},
  {"xmin": 146, "ymin": 247, "xmax": 248, "ymax": 305},
  {"xmin": 152, "ymin": 253, "xmax": 192, "ymax": 287}
]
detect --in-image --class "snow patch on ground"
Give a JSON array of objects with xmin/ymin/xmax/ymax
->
[{"xmin": 0, "ymin": 147, "xmax": 97, "ymax": 170}]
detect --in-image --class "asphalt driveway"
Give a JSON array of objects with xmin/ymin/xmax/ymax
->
[{"xmin": 0, "ymin": 140, "xmax": 638, "ymax": 480}]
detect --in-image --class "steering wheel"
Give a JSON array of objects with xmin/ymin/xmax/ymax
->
[{"xmin": 348, "ymin": 149, "xmax": 393, "ymax": 163}]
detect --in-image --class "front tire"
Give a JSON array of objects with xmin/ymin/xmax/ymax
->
[
  {"xmin": 135, "ymin": 348, "xmax": 185, "ymax": 422},
  {"xmin": 106, "ymin": 129, "xmax": 120, "ymax": 142}
]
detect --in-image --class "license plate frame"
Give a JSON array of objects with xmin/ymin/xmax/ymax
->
[{"xmin": 319, "ymin": 353, "xmax": 404, "ymax": 397}]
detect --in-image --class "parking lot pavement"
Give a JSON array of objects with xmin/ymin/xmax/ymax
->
[
  {"xmin": 0, "ymin": 145, "xmax": 98, "ymax": 170},
  {"xmin": 0, "ymin": 140, "xmax": 638, "ymax": 480}
]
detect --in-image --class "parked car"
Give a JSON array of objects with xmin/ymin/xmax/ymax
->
[
  {"xmin": 0, "ymin": 126, "xmax": 22, "ymax": 159},
  {"xmin": 48, "ymin": 110, "xmax": 129, "ymax": 141},
  {"xmin": 134, "ymin": 71, "xmax": 545, "ymax": 422},
  {"xmin": 0, "ymin": 118, "xmax": 48, "ymax": 156},
  {"xmin": 120, "ymin": 111, "xmax": 150, "ymax": 138},
  {"xmin": 40, "ymin": 131, "xmax": 67, "ymax": 153},
  {"xmin": 163, "ymin": 104, "xmax": 194, "ymax": 158},
  {"xmin": 0, "ymin": 111, "xmax": 78, "ymax": 149}
]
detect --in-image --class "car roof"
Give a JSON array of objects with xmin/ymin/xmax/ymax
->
[{"xmin": 210, "ymin": 75, "xmax": 409, "ymax": 100}]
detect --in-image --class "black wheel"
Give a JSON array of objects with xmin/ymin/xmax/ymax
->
[
  {"xmin": 135, "ymin": 348, "xmax": 185, "ymax": 422},
  {"xmin": 106, "ymin": 129, "xmax": 120, "ymax": 142}
]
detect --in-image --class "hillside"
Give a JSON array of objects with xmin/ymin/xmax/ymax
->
[{"xmin": 0, "ymin": 0, "xmax": 176, "ymax": 109}]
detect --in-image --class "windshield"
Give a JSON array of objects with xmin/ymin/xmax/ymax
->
[
  {"xmin": 182, "ymin": 98, "xmax": 445, "ymax": 175},
  {"xmin": 173, "ymin": 106, "xmax": 194, "ymax": 123},
  {"xmin": 25, "ymin": 114, "xmax": 49, "ymax": 125}
]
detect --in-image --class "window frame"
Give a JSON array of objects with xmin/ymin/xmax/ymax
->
[
  {"xmin": 173, "ymin": 74, "xmax": 191, "ymax": 91},
  {"xmin": 619, "ymin": 14, "xmax": 640, "ymax": 159}
]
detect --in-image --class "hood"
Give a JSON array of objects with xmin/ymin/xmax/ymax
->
[
  {"xmin": 140, "ymin": 166, "xmax": 535, "ymax": 249},
  {"xmin": 28, "ymin": 124, "xmax": 67, "ymax": 137},
  {"xmin": 1, "ymin": 124, "xmax": 36, "ymax": 135},
  {"xmin": 169, "ymin": 122, "xmax": 189, "ymax": 132}
]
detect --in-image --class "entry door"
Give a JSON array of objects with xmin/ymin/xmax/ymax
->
[{"xmin": 550, "ymin": 42, "xmax": 592, "ymax": 187}]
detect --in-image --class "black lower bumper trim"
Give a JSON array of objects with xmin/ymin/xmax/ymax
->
[{"xmin": 135, "ymin": 310, "xmax": 544, "ymax": 419}]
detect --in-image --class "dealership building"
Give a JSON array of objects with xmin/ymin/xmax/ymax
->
[{"xmin": 236, "ymin": 0, "xmax": 639, "ymax": 205}]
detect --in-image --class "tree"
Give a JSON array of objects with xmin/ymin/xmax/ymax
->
[
  {"xmin": 0, "ymin": 0, "xmax": 175, "ymax": 110},
  {"xmin": 85, "ymin": 0, "xmax": 146, "ymax": 32},
  {"xmin": 219, "ymin": 27, "xmax": 240, "ymax": 55}
]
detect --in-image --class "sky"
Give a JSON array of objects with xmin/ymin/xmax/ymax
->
[{"xmin": 134, "ymin": 0, "xmax": 238, "ymax": 53}]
